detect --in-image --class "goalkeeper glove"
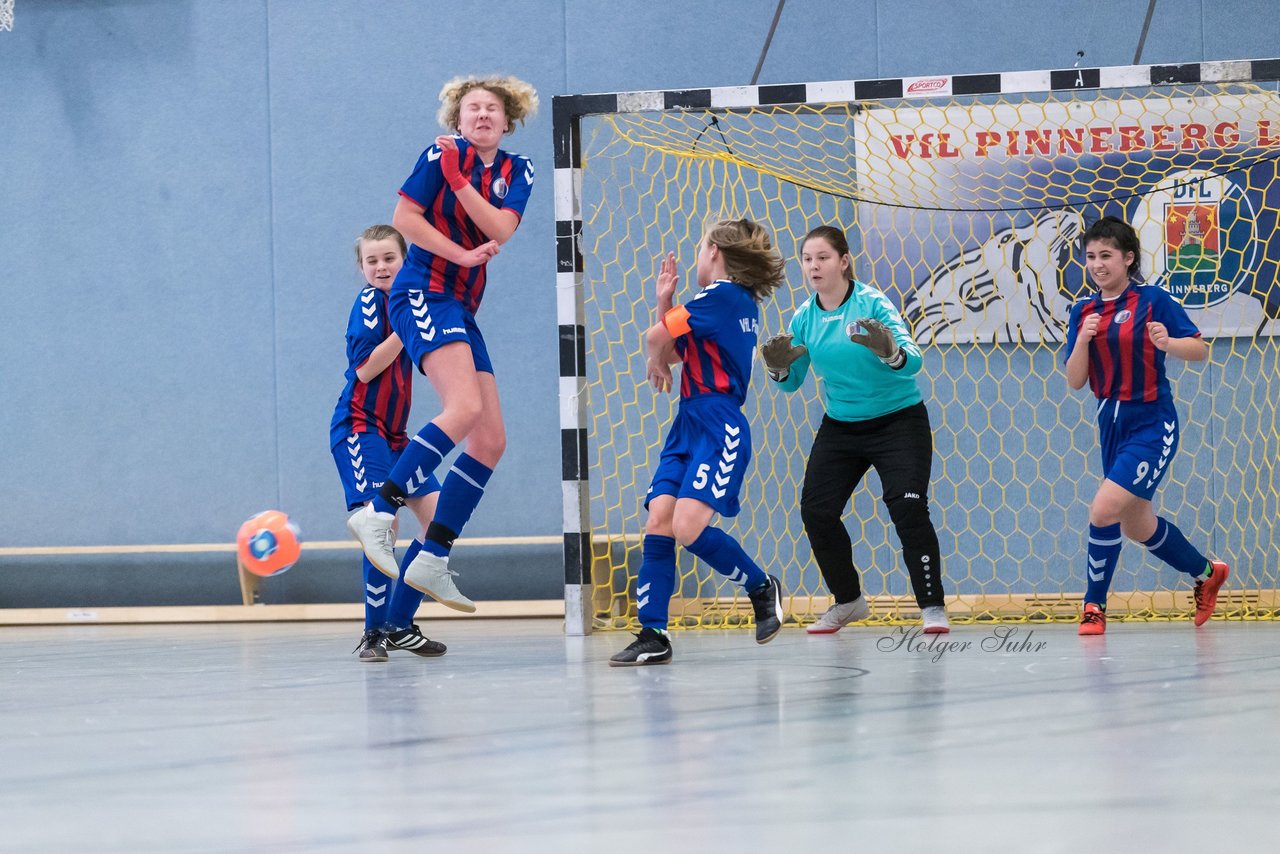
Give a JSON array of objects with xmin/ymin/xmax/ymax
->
[
  {"xmin": 848, "ymin": 318, "xmax": 905, "ymax": 368},
  {"xmin": 760, "ymin": 333, "xmax": 808, "ymax": 381}
]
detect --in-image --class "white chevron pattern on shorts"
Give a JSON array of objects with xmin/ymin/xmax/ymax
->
[
  {"xmin": 347, "ymin": 434, "xmax": 367, "ymax": 492},
  {"xmin": 409, "ymin": 290, "xmax": 435, "ymax": 341},
  {"xmin": 1146, "ymin": 421, "xmax": 1178, "ymax": 489},
  {"xmin": 712, "ymin": 423, "xmax": 741, "ymax": 499}
]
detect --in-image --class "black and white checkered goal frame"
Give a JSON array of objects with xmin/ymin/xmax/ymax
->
[{"xmin": 552, "ymin": 58, "xmax": 1280, "ymax": 636}]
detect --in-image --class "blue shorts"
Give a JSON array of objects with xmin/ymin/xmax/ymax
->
[
  {"xmin": 1097, "ymin": 397, "xmax": 1179, "ymax": 501},
  {"xmin": 388, "ymin": 290, "xmax": 493, "ymax": 376},
  {"xmin": 646, "ymin": 396, "xmax": 752, "ymax": 517},
  {"xmin": 332, "ymin": 432, "xmax": 440, "ymax": 511}
]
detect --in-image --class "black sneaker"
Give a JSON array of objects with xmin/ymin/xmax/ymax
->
[
  {"xmin": 747, "ymin": 574, "xmax": 784, "ymax": 644},
  {"xmin": 608, "ymin": 627, "xmax": 673, "ymax": 666},
  {"xmin": 385, "ymin": 624, "xmax": 447, "ymax": 657},
  {"xmin": 354, "ymin": 629, "xmax": 388, "ymax": 663}
]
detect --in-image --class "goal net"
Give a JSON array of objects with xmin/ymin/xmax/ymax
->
[{"xmin": 553, "ymin": 60, "xmax": 1280, "ymax": 634}]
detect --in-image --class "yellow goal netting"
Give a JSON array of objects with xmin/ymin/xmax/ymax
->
[{"xmin": 558, "ymin": 67, "xmax": 1280, "ymax": 629}]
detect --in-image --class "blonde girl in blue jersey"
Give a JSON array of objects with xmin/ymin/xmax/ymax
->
[
  {"xmin": 331, "ymin": 225, "xmax": 443, "ymax": 662},
  {"xmin": 347, "ymin": 76, "xmax": 538, "ymax": 615},
  {"xmin": 610, "ymin": 218, "xmax": 788, "ymax": 666},
  {"xmin": 1065, "ymin": 216, "xmax": 1228, "ymax": 635},
  {"xmin": 761, "ymin": 225, "xmax": 949, "ymax": 635}
]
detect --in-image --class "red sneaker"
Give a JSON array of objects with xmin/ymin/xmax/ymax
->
[
  {"xmin": 1078, "ymin": 602, "xmax": 1106, "ymax": 636},
  {"xmin": 1193, "ymin": 560, "xmax": 1230, "ymax": 627}
]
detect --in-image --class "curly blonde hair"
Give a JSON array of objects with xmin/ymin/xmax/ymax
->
[
  {"xmin": 437, "ymin": 75, "xmax": 539, "ymax": 135},
  {"xmin": 705, "ymin": 217, "xmax": 786, "ymax": 302}
]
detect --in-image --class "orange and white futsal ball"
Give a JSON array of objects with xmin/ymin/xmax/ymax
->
[{"xmin": 236, "ymin": 510, "xmax": 302, "ymax": 577}]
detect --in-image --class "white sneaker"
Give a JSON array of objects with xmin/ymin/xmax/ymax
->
[
  {"xmin": 346, "ymin": 504, "xmax": 399, "ymax": 579},
  {"xmin": 921, "ymin": 605, "xmax": 950, "ymax": 634},
  {"xmin": 404, "ymin": 552, "xmax": 476, "ymax": 613},
  {"xmin": 806, "ymin": 595, "xmax": 871, "ymax": 634}
]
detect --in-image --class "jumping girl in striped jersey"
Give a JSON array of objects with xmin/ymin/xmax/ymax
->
[
  {"xmin": 330, "ymin": 225, "xmax": 442, "ymax": 662},
  {"xmin": 347, "ymin": 76, "xmax": 538, "ymax": 615},
  {"xmin": 1064, "ymin": 216, "xmax": 1228, "ymax": 635}
]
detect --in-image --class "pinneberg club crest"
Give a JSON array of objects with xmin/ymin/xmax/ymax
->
[{"xmin": 1133, "ymin": 168, "xmax": 1259, "ymax": 309}]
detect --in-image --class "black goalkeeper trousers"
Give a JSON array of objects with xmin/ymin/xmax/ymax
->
[{"xmin": 799, "ymin": 401, "xmax": 945, "ymax": 609}]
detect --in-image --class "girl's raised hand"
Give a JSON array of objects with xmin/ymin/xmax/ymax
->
[{"xmin": 656, "ymin": 252, "xmax": 678, "ymax": 307}]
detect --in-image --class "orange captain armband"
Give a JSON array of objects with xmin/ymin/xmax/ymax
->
[{"xmin": 663, "ymin": 305, "xmax": 692, "ymax": 337}]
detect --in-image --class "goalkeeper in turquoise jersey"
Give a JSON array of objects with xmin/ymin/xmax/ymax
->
[{"xmin": 762, "ymin": 225, "xmax": 949, "ymax": 634}]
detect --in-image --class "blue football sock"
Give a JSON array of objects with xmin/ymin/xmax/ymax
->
[
  {"xmin": 422, "ymin": 454, "xmax": 493, "ymax": 558},
  {"xmin": 363, "ymin": 556, "xmax": 391, "ymax": 629},
  {"xmin": 637, "ymin": 535, "xmax": 677, "ymax": 631},
  {"xmin": 385, "ymin": 539, "xmax": 425, "ymax": 630},
  {"xmin": 373, "ymin": 422, "xmax": 456, "ymax": 514},
  {"xmin": 684, "ymin": 526, "xmax": 768, "ymax": 592},
  {"xmin": 1143, "ymin": 517, "xmax": 1211, "ymax": 578},
  {"xmin": 1084, "ymin": 523, "xmax": 1123, "ymax": 608}
]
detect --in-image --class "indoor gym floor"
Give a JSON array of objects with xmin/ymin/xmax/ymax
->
[{"xmin": 2, "ymin": 618, "xmax": 1276, "ymax": 853}]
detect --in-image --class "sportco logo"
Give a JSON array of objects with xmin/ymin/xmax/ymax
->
[{"xmin": 906, "ymin": 77, "xmax": 949, "ymax": 95}]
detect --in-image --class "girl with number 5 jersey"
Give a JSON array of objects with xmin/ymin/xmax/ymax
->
[{"xmin": 610, "ymin": 218, "xmax": 788, "ymax": 666}]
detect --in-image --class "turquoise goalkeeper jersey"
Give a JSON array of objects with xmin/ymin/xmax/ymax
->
[{"xmin": 774, "ymin": 280, "xmax": 924, "ymax": 421}]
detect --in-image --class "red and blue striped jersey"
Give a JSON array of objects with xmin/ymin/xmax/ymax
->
[
  {"xmin": 1064, "ymin": 282, "xmax": 1201, "ymax": 403},
  {"xmin": 330, "ymin": 287, "xmax": 412, "ymax": 450},
  {"xmin": 395, "ymin": 137, "xmax": 534, "ymax": 314},
  {"xmin": 663, "ymin": 281, "xmax": 760, "ymax": 407}
]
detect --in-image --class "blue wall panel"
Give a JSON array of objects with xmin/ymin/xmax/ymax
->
[{"xmin": 1, "ymin": 0, "xmax": 1274, "ymax": 604}]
